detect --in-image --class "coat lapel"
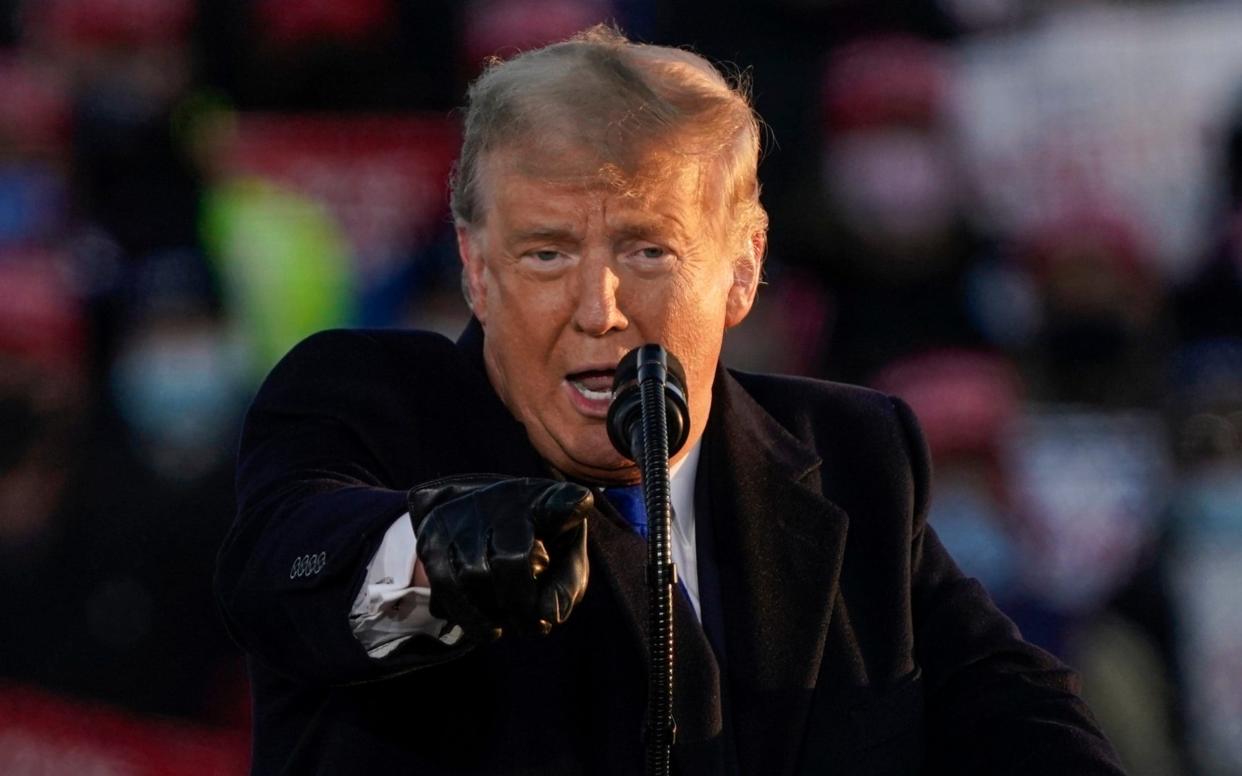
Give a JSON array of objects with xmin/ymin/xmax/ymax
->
[
  {"xmin": 704, "ymin": 369, "xmax": 850, "ymax": 776},
  {"xmin": 588, "ymin": 502, "xmax": 726, "ymax": 754}
]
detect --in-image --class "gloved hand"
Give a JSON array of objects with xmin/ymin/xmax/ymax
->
[{"xmin": 409, "ymin": 476, "xmax": 592, "ymax": 642}]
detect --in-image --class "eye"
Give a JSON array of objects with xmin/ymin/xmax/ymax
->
[
  {"xmin": 627, "ymin": 244, "xmax": 673, "ymax": 263},
  {"xmin": 620, "ymin": 242, "xmax": 677, "ymax": 276},
  {"xmin": 515, "ymin": 245, "xmax": 572, "ymax": 276}
]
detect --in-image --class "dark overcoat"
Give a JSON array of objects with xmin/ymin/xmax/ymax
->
[{"xmin": 215, "ymin": 322, "xmax": 1125, "ymax": 775}]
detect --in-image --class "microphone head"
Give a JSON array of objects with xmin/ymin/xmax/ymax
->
[{"xmin": 606, "ymin": 344, "xmax": 690, "ymax": 462}]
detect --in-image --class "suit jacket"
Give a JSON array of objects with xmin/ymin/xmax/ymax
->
[{"xmin": 215, "ymin": 322, "xmax": 1126, "ymax": 775}]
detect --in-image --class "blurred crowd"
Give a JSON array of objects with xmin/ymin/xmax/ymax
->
[{"xmin": 1, "ymin": 0, "xmax": 1241, "ymax": 774}]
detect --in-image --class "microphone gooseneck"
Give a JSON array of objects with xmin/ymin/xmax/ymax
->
[{"xmin": 606, "ymin": 345, "xmax": 689, "ymax": 776}]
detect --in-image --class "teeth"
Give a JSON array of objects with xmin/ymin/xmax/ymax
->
[{"xmin": 571, "ymin": 380, "xmax": 613, "ymax": 402}]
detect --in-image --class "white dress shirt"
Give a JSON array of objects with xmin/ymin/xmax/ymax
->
[{"xmin": 350, "ymin": 441, "xmax": 703, "ymax": 657}]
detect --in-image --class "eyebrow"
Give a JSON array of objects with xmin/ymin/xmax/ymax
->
[
  {"xmin": 507, "ymin": 226, "xmax": 581, "ymax": 245},
  {"xmin": 609, "ymin": 223, "xmax": 658, "ymax": 242},
  {"xmin": 611, "ymin": 216, "xmax": 687, "ymax": 246}
]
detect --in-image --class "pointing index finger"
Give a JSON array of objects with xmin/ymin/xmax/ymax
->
[{"xmin": 531, "ymin": 482, "xmax": 593, "ymax": 538}]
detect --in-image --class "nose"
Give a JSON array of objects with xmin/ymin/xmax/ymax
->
[{"xmin": 572, "ymin": 254, "xmax": 627, "ymax": 336}]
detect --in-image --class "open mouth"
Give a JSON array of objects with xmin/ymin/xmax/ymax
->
[{"xmin": 566, "ymin": 369, "xmax": 616, "ymax": 402}]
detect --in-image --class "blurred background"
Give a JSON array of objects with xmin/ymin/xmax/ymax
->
[{"xmin": 1, "ymin": 0, "xmax": 1241, "ymax": 773}]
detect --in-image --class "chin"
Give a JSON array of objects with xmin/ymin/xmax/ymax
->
[{"xmin": 553, "ymin": 431, "xmax": 638, "ymax": 483}]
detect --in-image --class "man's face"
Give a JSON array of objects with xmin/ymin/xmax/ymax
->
[{"xmin": 458, "ymin": 149, "xmax": 760, "ymax": 483}]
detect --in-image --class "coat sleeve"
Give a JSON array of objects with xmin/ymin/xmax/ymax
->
[
  {"xmin": 891, "ymin": 397, "xmax": 1128, "ymax": 776},
  {"xmin": 214, "ymin": 330, "xmax": 470, "ymax": 687}
]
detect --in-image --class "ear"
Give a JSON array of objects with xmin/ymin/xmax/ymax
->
[
  {"xmin": 725, "ymin": 231, "xmax": 765, "ymax": 329},
  {"xmin": 456, "ymin": 223, "xmax": 489, "ymax": 324}
]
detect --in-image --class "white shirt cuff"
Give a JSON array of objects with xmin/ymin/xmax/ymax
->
[{"xmin": 349, "ymin": 512, "xmax": 463, "ymax": 657}]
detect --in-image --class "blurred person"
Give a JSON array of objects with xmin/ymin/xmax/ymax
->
[
  {"xmin": 201, "ymin": 0, "xmax": 456, "ymax": 111},
  {"xmin": 1000, "ymin": 407, "xmax": 1170, "ymax": 645},
  {"xmin": 1002, "ymin": 407, "xmax": 1181, "ymax": 775},
  {"xmin": 25, "ymin": 0, "xmax": 201, "ymax": 258},
  {"xmin": 0, "ymin": 257, "xmax": 87, "ymax": 571},
  {"xmin": 14, "ymin": 0, "xmax": 207, "ymax": 387},
  {"xmin": 781, "ymin": 35, "xmax": 1018, "ymax": 384},
  {"xmin": 872, "ymin": 350, "xmax": 1024, "ymax": 607},
  {"xmin": 1164, "ymin": 338, "xmax": 1242, "ymax": 775},
  {"xmin": 109, "ymin": 248, "xmax": 246, "ymax": 481},
  {"xmin": 1175, "ymin": 92, "xmax": 1242, "ymax": 346},
  {"xmin": 216, "ymin": 27, "xmax": 1124, "ymax": 774},
  {"xmin": 1018, "ymin": 213, "xmax": 1170, "ymax": 407},
  {"xmin": 0, "ymin": 252, "xmax": 248, "ymax": 726},
  {"xmin": 77, "ymin": 248, "xmax": 247, "ymax": 719},
  {"xmin": 871, "ymin": 349, "xmax": 1080, "ymax": 654},
  {"xmin": 818, "ymin": 37, "xmax": 959, "ymax": 269},
  {"xmin": 199, "ymin": 176, "xmax": 357, "ymax": 381}
]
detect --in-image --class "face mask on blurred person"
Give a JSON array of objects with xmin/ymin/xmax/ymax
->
[
  {"xmin": 823, "ymin": 128, "xmax": 958, "ymax": 265},
  {"xmin": 928, "ymin": 476, "xmax": 1018, "ymax": 600},
  {"xmin": 110, "ymin": 322, "xmax": 244, "ymax": 482}
]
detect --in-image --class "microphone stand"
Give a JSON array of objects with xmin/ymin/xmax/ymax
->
[{"xmin": 608, "ymin": 345, "xmax": 689, "ymax": 776}]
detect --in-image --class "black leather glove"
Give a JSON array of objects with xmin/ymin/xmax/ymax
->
[{"xmin": 409, "ymin": 476, "xmax": 592, "ymax": 642}]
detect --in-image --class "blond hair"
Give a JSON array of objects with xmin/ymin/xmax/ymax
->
[{"xmin": 450, "ymin": 25, "xmax": 768, "ymax": 252}]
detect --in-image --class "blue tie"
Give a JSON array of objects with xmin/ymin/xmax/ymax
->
[
  {"xmin": 603, "ymin": 485, "xmax": 648, "ymax": 539},
  {"xmin": 605, "ymin": 484, "xmax": 698, "ymax": 626}
]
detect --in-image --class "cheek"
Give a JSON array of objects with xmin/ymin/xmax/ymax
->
[
  {"xmin": 488, "ymin": 273, "xmax": 573, "ymax": 342},
  {"xmin": 660, "ymin": 300, "xmax": 719, "ymax": 356},
  {"xmin": 643, "ymin": 272, "xmax": 728, "ymax": 378},
  {"xmin": 483, "ymin": 273, "xmax": 576, "ymax": 405},
  {"xmin": 664, "ymin": 322, "xmax": 724, "ymax": 395}
]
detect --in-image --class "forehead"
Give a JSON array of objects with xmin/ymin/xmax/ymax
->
[{"xmin": 476, "ymin": 146, "xmax": 713, "ymax": 231}]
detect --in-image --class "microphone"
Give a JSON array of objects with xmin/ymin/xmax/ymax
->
[
  {"xmin": 605, "ymin": 344, "xmax": 689, "ymax": 776},
  {"xmin": 606, "ymin": 345, "xmax": 690, "ymax": 462}
]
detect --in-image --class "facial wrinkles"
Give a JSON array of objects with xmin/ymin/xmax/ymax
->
[
  {"xmin": 470, "ymin": 150, "xmax": 746, "ymax": 481},
  {"xmin": 668, "ymin": 265, "xmax": 726, "ymax": 380}
]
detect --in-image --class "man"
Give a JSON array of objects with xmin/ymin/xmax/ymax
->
[{"xmin": 215, "ymin": 26, "xmax": 1126, "ymax": 775}]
